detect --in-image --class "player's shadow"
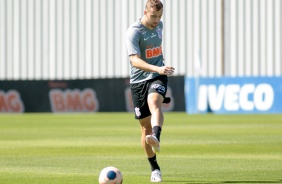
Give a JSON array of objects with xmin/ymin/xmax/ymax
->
[{"xmin": 163, "ymin": 180, "xmax": 282, "ymax": 184}]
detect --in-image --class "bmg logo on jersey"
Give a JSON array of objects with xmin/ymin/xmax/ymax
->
[{"xmin": 146, "ymin": 46, "xmax": 162, "ymax": 59}]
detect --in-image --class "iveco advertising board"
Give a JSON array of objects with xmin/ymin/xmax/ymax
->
[{"xmin": 185, "ymin": 77, "xmax": 282, "ymax": 114}]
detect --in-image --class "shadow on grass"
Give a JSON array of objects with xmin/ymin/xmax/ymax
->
[{"xmin": 162, "ymin": 180, "xmax": 282, "ymax": 184}]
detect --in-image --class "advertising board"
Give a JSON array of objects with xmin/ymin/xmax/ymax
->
[
  {"xmin": 185, "ymin": 76, "xmax": 282, "ymax": 114},
  {"xmin": 0, "ymin": 76, "xmax": 185, "ymax": 113}
]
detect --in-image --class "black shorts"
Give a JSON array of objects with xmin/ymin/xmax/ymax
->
[{"xmin": 130, "ymin": 75, "xmax": 168, "ymax": 119}]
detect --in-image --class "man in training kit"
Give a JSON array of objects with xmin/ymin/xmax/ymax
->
[{"xmin": 126, "ymin": 0, "xmax": 175, "ymax": 182}]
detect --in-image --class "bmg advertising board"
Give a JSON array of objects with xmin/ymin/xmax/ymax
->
[{"xmin": 0, "ymin": 76, "xmax": 185, "ymax": 113}]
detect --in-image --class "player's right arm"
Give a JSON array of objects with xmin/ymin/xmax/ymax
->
[{"xmin": 129, "ymin": 54, "xmax": 175, "ymax": 76}]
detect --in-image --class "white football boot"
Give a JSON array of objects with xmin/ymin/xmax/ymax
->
[
  {"xmin": 146, "ymin": 135, "xmax": 160, "ymax": 153},
  {"xmin": 150, "ymin": 169, "xmax": 162, "ymax": 182}
]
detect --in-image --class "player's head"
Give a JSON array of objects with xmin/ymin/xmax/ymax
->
[
  {"xmin": 145, "ymin": 0, "xmax": 163, "ymax": 11},
  {"xmin": 143, "ymin": 0, "xmax": 163, "ymax": 29}
]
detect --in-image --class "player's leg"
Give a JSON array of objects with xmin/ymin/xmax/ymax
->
[
  {"xmin": 148, "ymin": 92, "xmax": 164, "ymax": 134},
  {"xmin": 139, "ymin": 116, "xmax": 155, "ymax": 158},
  {"xmin": 145, "ymin": 93, "xmax": 163, "ymax": 153},
  {"xmin": 146, "ymin": 75, "xmax": 167, "ymax": 153},
  {"xmin": 131, "ymin": 80, "xmax": 162, "ymax": 182},
  {"xmin": 139, "ymin": 116, "xmax": 162, "ymax": 182}
]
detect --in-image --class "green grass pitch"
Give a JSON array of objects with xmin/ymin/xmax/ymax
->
[{"xmin": 0, "ymin": 112, "xmax": 282, "ymax": 184}]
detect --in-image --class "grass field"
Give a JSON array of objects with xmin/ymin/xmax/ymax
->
[{"xmin": 0, "ymin": 112, "xmax": 282, "ymax": 184}]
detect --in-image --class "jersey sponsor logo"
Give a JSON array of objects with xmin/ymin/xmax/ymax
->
[
  {"xmin": 0, "ymin": 90, "xmax": 24, "ymax": 113},
  {"xmin": 151, "ymin": 33, "xmax": 157, "ymax": 38},
  {"xmin": 49, "ymin": 88, "xmax": 99, "ymax": 112},
  {"xmin": 146, "ymin": 46, "xmax": 162, "ymax": 59}
]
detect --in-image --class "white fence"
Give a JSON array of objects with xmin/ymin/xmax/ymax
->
[{"xmin": 0, "ymin": 0, "xmax": 281, "ymax": 80}]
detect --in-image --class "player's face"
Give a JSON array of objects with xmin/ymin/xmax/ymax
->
[{"xmin": 145, "ymin": 8, "xmax": 163, "ymax": 29}]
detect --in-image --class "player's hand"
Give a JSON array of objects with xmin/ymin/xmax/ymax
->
[{"xmin": 156, "ymin": 66, "xmax": 175, "ymax": 75}]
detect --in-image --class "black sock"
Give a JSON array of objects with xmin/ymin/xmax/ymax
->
[
  {"xmin": 148, "ymin": 155, "xmax": 160, "ymax": 171},
  {"xmin": 152, "ymin": 126, "xmax": 162, "ymax": 142}
]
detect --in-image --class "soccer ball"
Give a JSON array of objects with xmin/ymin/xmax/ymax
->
[{"xmin": 98, "ymin": 166, "xmax": 123, "ymax": 184}]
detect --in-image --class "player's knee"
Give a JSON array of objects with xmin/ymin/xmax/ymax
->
[
  {"xmin": 148, "ymin": 94, "xmax": 163, "ymax": 107},
  {"xmin": 142, "ymin": 125, "xmax": 152, "ymax": 135},
  {"xmin": 140, "ymin": 118, "xmax": 152, "ymax": 134}
]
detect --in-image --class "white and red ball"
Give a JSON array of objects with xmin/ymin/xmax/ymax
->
[{"xmin": 98, "ymin": 166, "xmax": 123, "ymax": 184}]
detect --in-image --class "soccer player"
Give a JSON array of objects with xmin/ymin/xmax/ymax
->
[{"xmin": 126, "ymin": 0, "xmax": 175, "ymax": 182}]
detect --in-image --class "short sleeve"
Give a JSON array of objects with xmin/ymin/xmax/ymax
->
[{"xmin": 126, "ymin": 28, "xmax": 141, "ymax": 56}]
